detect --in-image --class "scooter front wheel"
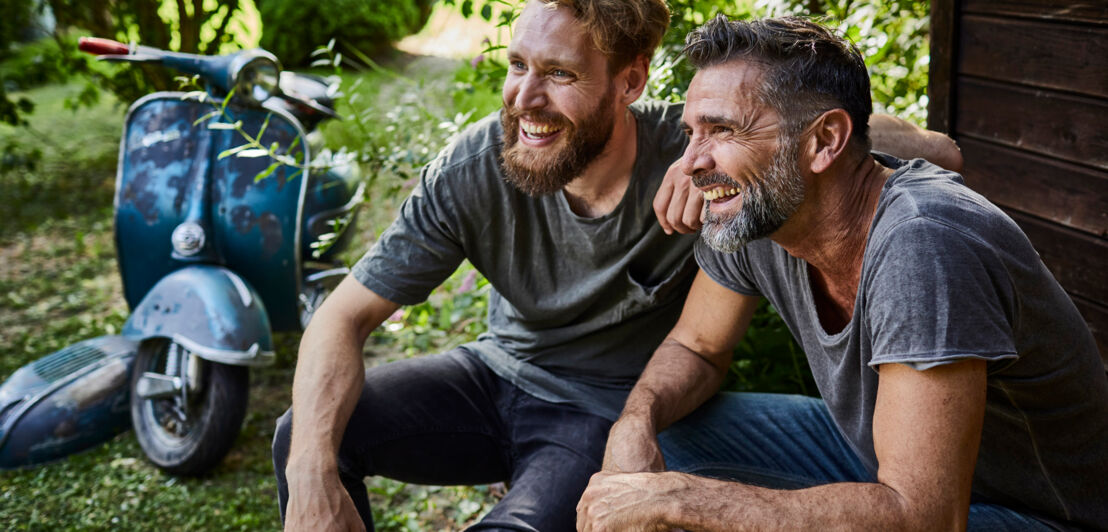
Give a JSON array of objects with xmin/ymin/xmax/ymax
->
[{"xmin": 130, "ymin": 338, "xmax": 248, "ymax": 476}]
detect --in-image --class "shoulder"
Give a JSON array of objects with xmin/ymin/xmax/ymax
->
[
  {"xmin": 694, "ymin": 238, "xmax": 784, "ymax": 296},
  {"xmin": 415, "ymin": 110, "xmax": 506, "ymax": 199},
  {"xmin": 871, "ymin": 153, "xmax": 1025, "ymax": 252},
  {"xmin": 632, "ymin": 99, "xmax": 685, "ymax": 139}
]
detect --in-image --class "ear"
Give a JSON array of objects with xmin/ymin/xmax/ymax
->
[
  {"xmin": 804, "ymin": 108, "xmax": 854, "ymax": 174},
  {"xmin": 616, "ymin": 55, "xmax": 650, "ymax": 106}
]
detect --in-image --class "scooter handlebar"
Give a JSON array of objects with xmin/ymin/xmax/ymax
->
[{"xmin": 79, "ymin": 37, "xmax": 130, "ymax": 56}]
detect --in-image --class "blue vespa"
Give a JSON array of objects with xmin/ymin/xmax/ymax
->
[{"xmin": 0, "ymin": 37, "xmax": 362, "ymax": 475}]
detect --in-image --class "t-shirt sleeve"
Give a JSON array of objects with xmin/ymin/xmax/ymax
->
[
  {"xmin": 693, "ymin": 239, "xmax": 762, "ymax": 296},
  {"xmin": 865, "ymin": 217, "xmax": 1019, "ymax": 370},
  {"xmin": 350, "ymin": 155, "xmax": 467, "ymax": 306}
]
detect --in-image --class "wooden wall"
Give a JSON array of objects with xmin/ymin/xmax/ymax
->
[{"xmin": 928, "ymin": 0, "xmax": 1108, "ymax": 364}]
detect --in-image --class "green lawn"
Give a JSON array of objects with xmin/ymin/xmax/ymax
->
[{"xmin": 0, "ymin": 52, "xmax": 501, "ymax": 531}]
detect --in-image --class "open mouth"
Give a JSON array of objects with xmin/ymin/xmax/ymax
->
[
  {"xmin": 520, "ymin": 118, "xmax": 563, "ymax": 141},
  {"xmin": 703, "ymin": 186, "xmax": 741, "ymax": 202}
]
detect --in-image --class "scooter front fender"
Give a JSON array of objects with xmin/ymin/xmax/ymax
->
[{"xmin": 122, "ymin": 265, "xmax": 275, "ymax": 366}]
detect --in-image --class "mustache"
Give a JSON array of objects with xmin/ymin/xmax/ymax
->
[
  {"xmin": 503, "ymin": 105, "xmax": 570, "ymax": 128},
  {"xmin": 692, "ymin": 171, "xmax": 740, "ymax": 189}
]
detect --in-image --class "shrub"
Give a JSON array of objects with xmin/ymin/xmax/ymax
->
[{"xmin": 258, "ymin": 0, "xmax": 435, "ymax": 67}]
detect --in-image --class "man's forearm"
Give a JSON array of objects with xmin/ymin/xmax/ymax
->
[
  {"xmin": 657, "ymin": 473, "xmax": 939, "ymax": 531},
  {"xmin": 286, "ymin": 323, "xmax": 366, "ymax": 470},
  {"xmin": 868, "ymin": 114, "xmax": 963, "ymax": 172},
  {"xmin": 619, "ymin": 337, "xmax": 728, "ymax": 432}
]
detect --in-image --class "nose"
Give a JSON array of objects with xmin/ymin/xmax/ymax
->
[
  {"xmin": 680, "ymin": 139, "xmax": 714, "ymax": 178},
  {"xmin": 509, "ymin": 72, "xmax": 547, "ymax": 111}
]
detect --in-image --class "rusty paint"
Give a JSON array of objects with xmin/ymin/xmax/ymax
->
[
  {"xmin": 230, "ymin": 205, "xmax": 255, "ymax": 234},
  {"xmin": 257, "ymin": 212, "xmax": 284, "ymax": 257}
]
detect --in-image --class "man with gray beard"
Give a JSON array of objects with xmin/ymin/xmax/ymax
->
[{"xmin": 579, "ymin": 15, "xmax": 1108, "ymax": 532}]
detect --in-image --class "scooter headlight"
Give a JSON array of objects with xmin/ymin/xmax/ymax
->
[{"xmin": 229, "ymin": 50, "xmax": 281, "ymax": 106}]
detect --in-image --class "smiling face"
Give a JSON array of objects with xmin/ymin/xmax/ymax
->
[
  {"xmin": 499, "ymin": 1, "xmax": 620, "ymax": 196},
  {"xmin": 681, "ymin": 60, "xmax": 807, "ymax": 252}
]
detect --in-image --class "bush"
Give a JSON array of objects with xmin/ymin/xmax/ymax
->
[{"xmin": 259, "ymin": 0, "xmax": 435, "ymax": 67}]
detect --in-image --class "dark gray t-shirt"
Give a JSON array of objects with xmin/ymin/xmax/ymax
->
[
  {"xmin": 696, "ymin": 154, "xmax": 1108, "ymax": 528},
  {"xmin": 353, "ymin": 100, "xmax": 696, "ymax": 420}
]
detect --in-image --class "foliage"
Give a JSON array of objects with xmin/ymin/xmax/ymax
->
[
  {"xmin": 258, "ymin": 0, "xmax": 435, "ymax": 67},
  {"xmin": 0, "ymin": 82, "xmax": 120, "ymax": 237},
  {"xmin": 0, "ymin": 0, "xmax": 40, "ymax": 125},
  {"xmin": 45, "ymin": 0, "xmax": 259, "ymax": 101}
]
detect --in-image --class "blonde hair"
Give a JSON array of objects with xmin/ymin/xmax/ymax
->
[{"xmin": 540, "ymin": 0, "xmax": 670, "ymax": 71}]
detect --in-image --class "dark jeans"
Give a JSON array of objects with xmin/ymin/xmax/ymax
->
[{"xmin": 272, "ymin": 348, "xmax": 613, "ymax": 531}]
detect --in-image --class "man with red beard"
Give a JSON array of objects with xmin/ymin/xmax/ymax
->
[
  {"xmin": 578, "ymin": 16, "xmax": 1107, "ymax": 531},
  {"xmin": 273, "ymin": 2, "xmax": 962, "ymax": 531}
]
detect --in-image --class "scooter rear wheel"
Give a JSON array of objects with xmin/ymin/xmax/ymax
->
[{"xmin": 130, "ymin": 338, "xmax": 248, "ymax": 476}]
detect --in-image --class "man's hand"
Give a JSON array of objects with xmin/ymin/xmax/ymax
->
[
  {"xmin": 284, "ymin": 466, "xmax": 365, "ymax": 532},
  {"xmin": 576, "ymin": 471, "xmax": 680, "ymax": 532},
  {"xmin": 602, "ymin": 416, "xmax": 665, "ymax": 473},
  {"xmin": 653, "ymin": 160, "xmax": 703, "ymax": 235}
]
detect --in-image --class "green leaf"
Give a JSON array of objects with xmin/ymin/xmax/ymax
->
[
  {"xmin": 254, "ymin": 161, "xmax": 281, "ymax": 182},
  {"xmin": 480, "ymin": 4, "xmax": 493, "ymax": 21},
  {"xmin": 217, "ymin": 144, "xmax": 251, "ymax": 159},
  {"xmin": 461, "ymin": 0, "xmax": 473, "ymax": 18},
  {"xmin": 235, "ymin": 148, "xmax": 270, "ymax": 158},
  {"xmin": 192, "ymin": 110, "xmax": 221, "ymax": 126},
  {"xmin": 207, "ymin": 121, "xmax": 239, "ymax": 130}
]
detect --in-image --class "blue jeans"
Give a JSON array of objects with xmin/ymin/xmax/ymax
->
[
  {"xmin": 658, "ymin": 393, "xmax": 1059, "ymax": 531},
  {"xmin": 272, "ymin": 348, "xmax": 612, "ymax": 531}
]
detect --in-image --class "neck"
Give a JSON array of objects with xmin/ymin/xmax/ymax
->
[
  {"xmin": 562, "ymin": 108, "xmax": 638, "ymax": 218},
  {"xmin": 773, "ymin": 154, "xmax": 890, "ymax": 280}
]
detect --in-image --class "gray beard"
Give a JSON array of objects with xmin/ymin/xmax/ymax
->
[{"xmin": 700, "ymin": 136, "xmax": 806, "ymax": 253}]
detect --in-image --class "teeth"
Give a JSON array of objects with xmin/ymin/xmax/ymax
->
[
  {"xmin": 521, "ymin": 120, "xmax": 560, "ymax": 137},
  {"xmin": 703, "ymin": 187, "xmax": 740, "ymax": 201}
]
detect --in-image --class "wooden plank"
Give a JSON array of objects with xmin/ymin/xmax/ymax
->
[
  {"xmin": 927, "ymin": 0, "xmax": 958, "ymax": 133},
  {"xmin": 958, "ymin": 15, "xmax": 1108, "ymax": 99},
  {"xmin": 1007, "ymin": 210, "xmax": 1108, "ymax": 304},
  {"xmin": 962, "ymin": 0, "xmax": 1108, "ymax": 25},
  {"xmin": 955, "ymin": 79, "xmax": 1108, "ymax": 170},
  {"xmin": 1072, "ymin": 296, "xmax": 1108, "ymax": 369},
  {"xmin": 960, "ymin": 138, "xmax": 1108, "ymax": 237}
]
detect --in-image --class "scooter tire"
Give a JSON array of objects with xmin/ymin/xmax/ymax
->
[{"xmin": 130, "ymin": 339, "xmax": 249, "ymax": 476}]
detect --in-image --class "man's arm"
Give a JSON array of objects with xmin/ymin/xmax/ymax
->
[
  {"xmin": 578, "ymin": 359, "xmax": 988, "ymax": 531},
  {"xmin": 654, "ymin": 114, "xmax": 963, "ymax": 234},
  {"xmin": 868, "ymin": 114, "xmax": 963, "ymax": 172},
  {"xmin": 601, "ymin": 271, "xmax": 760, "ymax": 474},
  {"xmin": 283, "ymin": 276, "xmax": 400, "ymax": 532}
]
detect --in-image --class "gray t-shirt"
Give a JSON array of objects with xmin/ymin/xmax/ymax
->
[
  {"xmin": 353, "ymin": 100, "xmax": 696, "ymax": 420},
  {"xmin": 695, "ymin": 153, "xmax": 1108, "ymax": 528}
]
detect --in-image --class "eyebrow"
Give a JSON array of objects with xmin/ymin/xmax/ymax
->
[
  {"xmin": 507, "ymin": 48, "xmax": 588, "ymax": 73},
  {"xmin": 681, "ymin": 114, "xmax": 749, "ymax": 132}
]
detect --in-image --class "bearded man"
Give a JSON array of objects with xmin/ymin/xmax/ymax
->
[
  {"xmin": 273, "ymin": 2, "xmax": 962, "ymax": 531},
  {"xmin": 578, "ymin": 15, "xmax": 1108, "ymax": 531}
]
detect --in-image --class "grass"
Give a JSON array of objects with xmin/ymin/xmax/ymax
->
[{"xmin": 0, "ymin": 50, "xmax": 502, "ymax": 531}]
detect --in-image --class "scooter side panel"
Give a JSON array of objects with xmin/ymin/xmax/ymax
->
[
  {"xmin": 115, "ymin": 95, "xmax": 213, "ymax": 309},
  {"xmin": 210, "ymin": 106, "xmax": 306, "ymax": 332},
  {"xmin": 122, "ymin": 265, "xmax": 275, "ymax": 365}
]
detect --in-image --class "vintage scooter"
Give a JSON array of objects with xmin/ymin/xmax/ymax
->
[{"xmin": 0, "ymin": 37, "xmax": 362, "ymax": 475}]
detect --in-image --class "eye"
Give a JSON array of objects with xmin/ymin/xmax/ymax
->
[
  {"xmin": 551, "ymin": 69, "xmax": 574, "ymax": 79},
  {"xmin": 510, "ymin": 61, "xmax": 526, "ymax": 72},
  {"xmin": 712, "ymin": 125, "xmax": 733, "ymax": 135}
]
